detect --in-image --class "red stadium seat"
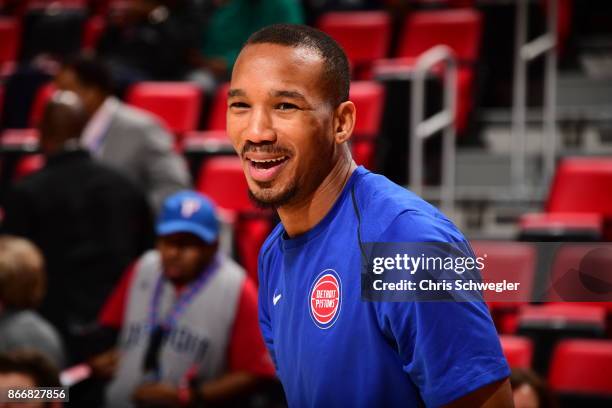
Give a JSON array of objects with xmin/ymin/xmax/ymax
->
[
  {"xmin": 518, "ymin": 303, "xmax": 607, "ymax": 375},
  {"xmin": 207, "ymin": 82, "xmax": 229, "ymax": 131},
  {"xmin": 349, "ymin": 81, "xmax": 385, "ymax": 170},
  {"xmin": 197, "ymin": 156, "xmax": 252, "ymax": 214},
  {"xmin": 396, "ymin": 10, "xmax": 482, "ymax": 61},
  {"xmin": 471, "ymin": 241, "xmax": 536, "ymax": 334},
  {"xmin": 317, "ymin": 11, "xmax": 391, "ymax": 79},
  {"xmin": 549, "ymin": 339, "xmax": 612, "ymax": 405},
  {"xmin": 377, "ymin": 9, "xmax": 482, "ymax": 134},
  {"xmin": 14, "ymin": 153, "xmax": 44, "ymax": 180},
  {"xmin": 82, "ymin": 16, "xmax": 105, "ymax": 51},
  {"xmin": 521, "ymin": 157, "xmax": 612, "ymax": 241},
  {"xmin": 29, "ymin": 82, "xmax": 56, "ymax": 127},
  {"xmin": 197, "ymin": 156, "xmax": 273, "ymax": 283},
  {"xmin": 546, "ymin": 158, "xmax": 612, "ymax": 225},
  {"xmin": 0, "ymin": 17, "xmax": 20, "ymax": 75},
  {"xmin": 126, "ymin": 82, "xmax": 202, "ymax": 137},
  {"xmin": 519, "ymin": 212, "xmax": 603, "ymax": 241},
  {"xmin": 500, "ymin": 335, "xmax": 533, "ymax": 369},
  {"xmin": 1, "ymin": 128, "xmax": 40, "ymax": 149}
]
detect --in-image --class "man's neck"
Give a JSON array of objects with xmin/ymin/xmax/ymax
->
[{"xmin": 278, "ymin": 155, "xmax": 357, "ymax": 238}]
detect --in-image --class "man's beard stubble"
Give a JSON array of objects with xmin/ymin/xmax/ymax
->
[{"xmin": 248, "ymin": 182, "xmax": 298, "ymax": 209}]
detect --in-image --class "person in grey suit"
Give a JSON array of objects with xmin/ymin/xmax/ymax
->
[{"xmin": 55, "ymin": 55, "xmax": 191, "ymax": 212}]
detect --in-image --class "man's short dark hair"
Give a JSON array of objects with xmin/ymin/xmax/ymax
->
[
  {"xmin": 62, "ymin": 54, "xmax": 114, "ymax": 94},
  {"xmin": 0, "ymin": 350, "xmax": 60, "ymax": 388},
  {"xmin": 245, "ymin": 24, "xmax": 350, "ymax": 107}
]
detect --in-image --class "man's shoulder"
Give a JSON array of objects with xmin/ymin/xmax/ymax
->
[
  {"xmin": 108, "ymin": 103, "xmax": 172, "ymax": 144},
  {"xmin": 258, "ymin": 223, "xmax": 284, "ymax": 264},
  {"xmin": 353, "ymin": 169, "xmax": 464, "ymax": 242},
  {"xmin": 111, "ymin": 102, "xmax": 160, "ymax": 129},
  {"xmin": 0, "ymin": 310, "xmax": 60, "ymax": 342}
]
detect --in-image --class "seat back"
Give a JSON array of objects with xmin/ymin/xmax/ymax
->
[
  {"xmin": 549, "ymin": 339, "xmax": 612, "ymax": 397},
  {"xmin": 350, "ymin": 81, "xmax": 385, "ymax": 137},
  {"xmin": 396, "ymin": 9, "xmax": 483, "ymax": 63},
  {"xmin": 126, "ymin": 82, "xmax": 202, "ymax": 135},
  {"xmin": 207, "ymin": 82, "xmax": 229, "ymax": 131},
  {"xmin": 82, "ymin": 15, "xmax": 105, "ymax": 51},
  {"xmin": 29, "ymin": 82, "xmax": 55, "ymax": 127},
  {"xmin": 318, "ymin": 11, "xmax": 391, "ymax": 77},
  {"xmin": 196, "ymin": 156, "xmax": 252, "ymax": 214},
  {"xmin": 546, "ymin": 157, "xmax": 612, "ymax": 216},
  {"xmin": 0, "ymin": 18, "xmax": 20, "ymax": 66},
  {"xmin": 500, "ymin": 335, "xmax": 533, "ymax": 369}
]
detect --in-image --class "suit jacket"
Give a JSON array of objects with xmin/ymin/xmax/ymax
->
[
  {"xmin": 94, "ymin": 102, "xmax": 191, "ymax": 212},
  {"xmin": 1, "ymin": 149, "xmax": 155, "ymax": 358}
]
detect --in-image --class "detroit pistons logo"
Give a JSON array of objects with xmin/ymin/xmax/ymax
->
[
  {"xmin": 181, "ymin": 199, "xmax": 201, "ymax": 218},
  {"xmin": 309, "ymin": 269, "xmax": 342, "ymax": 329}
]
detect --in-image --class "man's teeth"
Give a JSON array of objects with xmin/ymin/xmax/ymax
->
[{"xmin": 250, "ymin": 156, "xmax": 287, "ymax": 164}]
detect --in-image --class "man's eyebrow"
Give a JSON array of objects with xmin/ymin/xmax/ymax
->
[
  {"xmin": 272, "ymin": 90, "xmax": 306, "ymax": 100},
  {"xmin": 228, "ymin": 89, "xmax": 245, "ymax": 97}
]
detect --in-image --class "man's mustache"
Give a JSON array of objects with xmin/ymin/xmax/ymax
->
[{"xmin": 241, "ymin": 141, "xmax": 292, "ymax": 157}]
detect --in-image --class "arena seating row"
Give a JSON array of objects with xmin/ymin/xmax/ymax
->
[
  {"xmin": 0, "ymin": 6, "xmax": 482, "ymax": 130},
  {"xmin": 501, "ymin": 336, "xmax": 612, "ymax": 407}
]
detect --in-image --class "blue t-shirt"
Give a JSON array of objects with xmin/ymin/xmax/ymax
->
[{"xmin": 258, "ymin": 166, "xmax": 509, "ymax": 407}]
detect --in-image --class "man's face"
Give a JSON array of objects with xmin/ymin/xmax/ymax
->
[
  {"xmin": 157, "ymin": 233, "xmax": 215, "ymax": 286},
  {"xmin": 227, "ymin": 43, "xmax": 337, "ymax": 208}
]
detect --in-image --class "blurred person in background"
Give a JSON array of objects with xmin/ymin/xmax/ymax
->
[
  {"xmin": 0, "ymin": 349, "xmax": 62, "ymax": 408},
  {"xmin": 96, "ymin": 0, "xmax": 200, "ymax": 89},
  {"xmin": 191, "ymin": 0, "xmax": 303, "ymax": 91},
  {"xmin": 55, "ymin": 55, "xmax": 192, "ymax": 213},
  {"xmin": 0, "ymin": 236, "xmax": 65, "ymax": 369},
  {"xmin": 1, "ymin": 91, "xmax": 154, "ymax": 364},
  {"xmin": 511, "ymin": 369, "xmax": 559, "ymax": 408},
  {"xmin": 95, "ymin": 190, "xmax": 275, "ymax": 408}
]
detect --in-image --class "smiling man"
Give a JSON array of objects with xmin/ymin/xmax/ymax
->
[{"xmin": 227, "ymin": 24, "xmax": 513, "ymax": 407}]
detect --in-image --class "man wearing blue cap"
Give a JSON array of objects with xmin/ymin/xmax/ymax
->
[{"xmin": 97, "ymin": 190, "xmax": 275, "ymax": 408}]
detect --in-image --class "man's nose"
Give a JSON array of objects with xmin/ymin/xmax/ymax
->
[{"xmin": 245, "ymin": 107, "xmax": 276, "ymax": 144}]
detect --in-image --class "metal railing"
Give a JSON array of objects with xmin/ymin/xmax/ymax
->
[
  {"xmin": 512, "ymin": 0, "xmax": 558, "ymax": 194},
  {"xmin": 410, "ymin": 45, "xmax": 458, "ymax": 213}
]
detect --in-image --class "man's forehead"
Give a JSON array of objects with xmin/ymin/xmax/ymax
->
[
  {"xmin": 234, "ymin": 43, "xmax": 324, "ymax": 78},
  {"xmin": 231, "ymin": 43, "xmax": 326, "ymax": 98}
]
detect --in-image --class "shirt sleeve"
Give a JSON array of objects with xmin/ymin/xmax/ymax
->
[
  {"xmin": 373, "ymin": 211, "xmax": 510, "ymax": 407},
  {"xmin": 257, "ymin": 248, "xmax": 277, "ymax": 371},
  {"xmin": 228, "ymin": 277, "xmax": 276, "ymax": 377},
  {"xmin": 98, "ymin": 261, "xmax": 138, "ymax": 329}
]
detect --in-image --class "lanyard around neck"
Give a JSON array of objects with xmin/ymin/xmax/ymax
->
[{"xmin": 148, "ymin": 255, "xmax": 219, "ymax": 331}]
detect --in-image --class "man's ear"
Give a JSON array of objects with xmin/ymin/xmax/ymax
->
[{"xmin": 333, "ymin": 101, "xmax": 356, "ymax": 145}]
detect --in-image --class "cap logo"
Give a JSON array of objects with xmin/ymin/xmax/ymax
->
[
  {"xmin": 181, "ymin": 199, "xmax": 201, "ymax": 218},
  {"xmin": 309, "ymin": 269, "xmax": 341, "ymax": 329}
]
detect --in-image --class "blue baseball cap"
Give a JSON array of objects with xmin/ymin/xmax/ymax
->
[{"xmin": 156, "ymin": 191, "xmax": 220, "ymax": 244}]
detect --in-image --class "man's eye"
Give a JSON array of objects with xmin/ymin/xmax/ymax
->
[
  {"xmin": 230, "ymin": 102, "xmax": 249, "ymax": 109},
  {"xmin": 277, "ymin": 103, "xmax": 298, "ymax": 111}
]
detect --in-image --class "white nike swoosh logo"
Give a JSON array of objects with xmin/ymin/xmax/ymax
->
[{"xmin": 273, "ymin": 293, "xmax": 282, "ymax": 305}]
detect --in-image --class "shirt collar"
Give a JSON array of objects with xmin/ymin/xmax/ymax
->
[{"xmin": 81, "ymin": 96, "xmax": 119, "ymax": 153}]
